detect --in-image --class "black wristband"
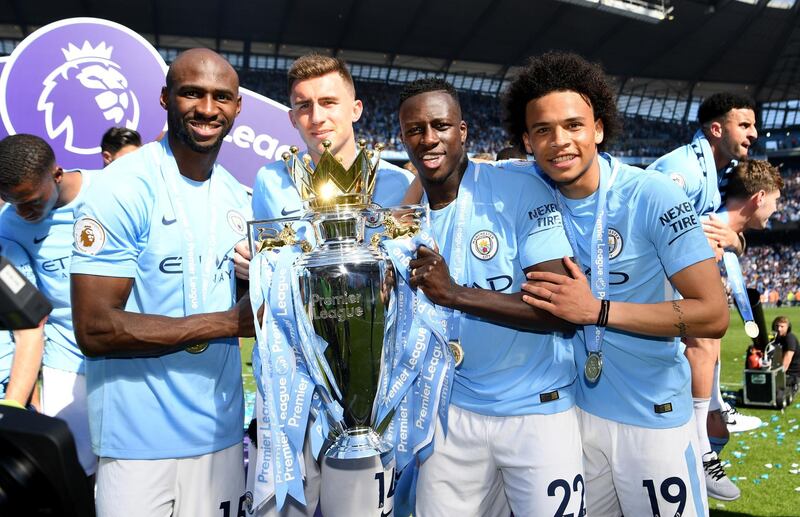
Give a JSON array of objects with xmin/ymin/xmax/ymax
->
[{"xmin": 596, "ymin": 299, "xmax": 610, "ymax": 327}]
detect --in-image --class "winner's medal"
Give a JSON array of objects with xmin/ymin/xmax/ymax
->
[
  {"xmin": 744, "ymin": 321, "xmax": 759, "ymax": 339},
  {"xmin": 584, "ymin": 352, "xmax": 602, "ymax": 383},
  {"xmin": 448, "ymin": 340, "xmax": 464, "ymax": 367},
  {"xmin": 186, "ymin": 342, "xmax": 209, "ymax": 354},
  {"xmin": 556, "ymin": 156, "xmax": 620, "ymax": 390}
]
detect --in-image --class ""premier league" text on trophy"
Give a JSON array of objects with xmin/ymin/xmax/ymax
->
[
  {"xmin": 249, "ymin": 139, "xmax": 452, "ymax": 516},
  {"xmin": 288, "ymin": 140, "xmax": 399, "ymax": 459}
]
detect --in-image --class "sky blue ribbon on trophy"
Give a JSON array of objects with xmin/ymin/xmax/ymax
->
[
  {"xmin": 249, "ymin": 247, "xmax": 308, "ymax": 510},
  {"xmin": 249, "ymin": 253, "xmax": 278, "ymax": 510},
  {"xmin": 154, "ymin": 138, "xmax": 221, "ymax": 319},
  {"xmin": 722, "ymin": 251, "xmax": 759, "ymax": 338},
  {"xmin": 269, "ymin": 250, "xmax": 315, "ymax": 455},
  {"xmin": 554, "ymin": 154, "xmax": 620, "ymax": 383},
  {"xmin": 376, "ymin": 224, "xmax": 454, "ymax": 472}
]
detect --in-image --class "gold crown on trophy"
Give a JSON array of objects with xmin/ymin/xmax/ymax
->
[{"xmin": 282, "ymin": 139, "xmax": 383, "ymax": 211}]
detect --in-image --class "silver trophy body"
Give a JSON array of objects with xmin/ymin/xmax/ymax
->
[
  {"xmin": 248, "ymin": 141, "xmax": 423, "ymax": 515},
  {"xmin": 296, "ymin": 210, "xmax": 395, "ymax": 460}
]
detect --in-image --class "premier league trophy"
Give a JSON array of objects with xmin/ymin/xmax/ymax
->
[{"xmin": 248, "ymin": 140, "xmax": 452, "ymax": 516}]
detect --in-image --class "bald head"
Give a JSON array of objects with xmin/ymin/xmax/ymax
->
[
  {"xmin": 166, "ymin": 48, "xmax": 239, "ymax": 93},
  {"xmin": 160, "ymin": 48, "xmax": 241, "ymax": 156}
]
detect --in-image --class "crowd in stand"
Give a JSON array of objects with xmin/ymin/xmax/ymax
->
[
  {"xmin": 608, "ymin": 115, "xmax": 694, "ymax": 158},
  {"xmin": 772, "ymin": 169, "xmax": 800, "ymax": 225},
  {"xmin": 739, "ymin": 244, "xmax": 800, "ymax": 306},
  {"xmin": 241, "ymin": 71, "xmax": 696, "ymax": 157}
]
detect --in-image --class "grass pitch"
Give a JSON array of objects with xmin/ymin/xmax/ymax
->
[{"xmin": 710, "ymin": 306, "xmax": 800, "ymax": 517}]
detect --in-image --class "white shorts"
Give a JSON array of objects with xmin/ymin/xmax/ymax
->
[
  {"xmin": 95, "ymin": 442, "xmax": 245, "ymax": 517},
  {"xmin": 577, "ymin": 408, "xmax": 708, "ymax": 517},
  {"xmin": 416, "ymin": 404, "xmax": 584, "ymax": 517},
  {"xmin": 41, "ymin": 365, "xmax": 97, "ymax": 476}
]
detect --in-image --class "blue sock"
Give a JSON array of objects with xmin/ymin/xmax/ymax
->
[{"xmin": 709, "ymin": 435, "xmax": 729, "ymax": 455}]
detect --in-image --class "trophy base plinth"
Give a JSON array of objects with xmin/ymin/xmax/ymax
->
[{"xmin": 325, "ymin": 427, "xmax": 392, "ymax": 459}]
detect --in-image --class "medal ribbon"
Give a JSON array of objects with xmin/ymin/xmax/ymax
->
[
  {"xmin": 690, "ymin": 142, "xmax": 753, "ymax": 335},
  {"xmin": 153, "ymin": 139, "xmax": 220, "ymax": 317},
  {"xmin": 446, "ymin": 163, "xmax": 478, "ymax": 340},
  {"xmin": 689, "ymin": 131, "xmax": 718, "ymax": 215},
  {"xmin": 722, "ymin": 251, "xmax": 756, "ymax": 329},
  {"xmin": 555, "ymin": 154, "xmax": 620, "ymax": 358}
]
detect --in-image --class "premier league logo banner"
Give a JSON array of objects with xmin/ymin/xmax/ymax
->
[
  {"xmin": 0, "ymin": 17, "xmax": 302, "ymax": 186},
  {"xmin": 0, "ymin": 18, "xmax": 165, "ymax": 169}
]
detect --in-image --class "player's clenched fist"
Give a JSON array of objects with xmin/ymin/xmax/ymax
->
[{"xmin": 409, "ymin": 245, "xmax": 456, "ymax": 306}]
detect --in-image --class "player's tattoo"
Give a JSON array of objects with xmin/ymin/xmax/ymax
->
[{"xmin": 672, "ymin": 301, "xmax": 687, "ymax": 338}]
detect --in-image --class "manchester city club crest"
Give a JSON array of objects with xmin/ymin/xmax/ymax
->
[
  {"xmin": 607, "ymin": 227, "xmax": 623, "ymax": 260},
  {"xmin": 669, "ymin": 172, "xmax": 686, "ymax": 190},
  {"xmin": 227, "ymin": 210, "xmax": 247, "ymax": 236},
  {"xmin": 470, "ymin": 230, "xmax": 498, "ymax": 260}
]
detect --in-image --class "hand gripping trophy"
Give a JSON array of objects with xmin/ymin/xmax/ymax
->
[{"xmin": 248, "ymin": 140, "xmax": 455, "ymax": 516}]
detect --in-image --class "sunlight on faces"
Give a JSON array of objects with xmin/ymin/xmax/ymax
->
[
  {"xmin": 162, "ymin": 52, "xmax": 241, "ymax": 154},
  {"xmin": 398, "ymin": 91, "xmax": 467, "ymax": 185},
  {"xmin": 522, "ymin": 91, "xmax": 604, "ymax": 198},
  {"xmin": 716, "ymin": 108, "xmax": 757, "ymax": 162},
  {"xmin": 288, "ymin": 72, "xmax": 362, "ymax": 163},
  {"xmin": 748, "ymin": 189, "xmax": 780, "ymax": 230}
]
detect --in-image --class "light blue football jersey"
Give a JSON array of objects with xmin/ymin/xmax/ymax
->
[
  {"xmin": 0, "ymin": 237, "xmax": 36, "ymax": 396},
  {"xmin": 557, "ymin": 155, "xmax": 714, "ymax": 429},
  {"xmin": 429, "ymin": 160, "xmax": 576, "ymax": 417},
  {"xmin": 71, "ymin": 138, "xmax": 250, "ymax": 459},
  {"xmin": 251, "ymin": 153, "xmax": 414, "ymax": 243},
  {"xmin": 0, "ymin": 170, "xmax": 97, "ymax": 374},
  {"xmin": 647, "ymin": 130, "xmax": 735, "ymax": 216}
]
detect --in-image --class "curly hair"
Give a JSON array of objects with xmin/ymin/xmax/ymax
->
[
  {"xmin": 398, "ymin": 77, "xmax": 460, "ymax": 111},
  {"xmin": 0, "ymin": 134, "xmax": 55, "ymax": 190},
  {"xmin": 503, "ymin": 52, "xmax": 621, "ymax": 151},
  {"xmin": 697, "ymin": 93, "xmax": 756, "ymax": 126}
]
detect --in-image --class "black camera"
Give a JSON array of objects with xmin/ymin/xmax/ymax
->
[{"xmin": 0, "ymin": 254, "xmax": 52, "ymax": 330}]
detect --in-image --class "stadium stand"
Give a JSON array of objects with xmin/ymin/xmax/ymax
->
[{"xmin": 740, "ymin": 244, "xmax": 800, "ymax": 307}]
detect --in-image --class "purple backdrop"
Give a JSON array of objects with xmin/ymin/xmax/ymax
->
[{"xmin": 0, "ymin": 17, "xmax": 302, "ymax": 188}]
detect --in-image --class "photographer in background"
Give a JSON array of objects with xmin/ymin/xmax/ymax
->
[{"xmin": 775, "ymin": 316, "xmax": 799, "ymax": 394}]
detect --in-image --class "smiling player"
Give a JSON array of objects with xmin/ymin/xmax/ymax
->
[{"xmin": 505, "ymin": 52, "xmax": 729, "ymax": 517}]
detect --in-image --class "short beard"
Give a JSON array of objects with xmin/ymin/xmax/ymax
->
[{"xmin": 169, "ymin": 110, "xmax": 229, "ymax": 155}]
